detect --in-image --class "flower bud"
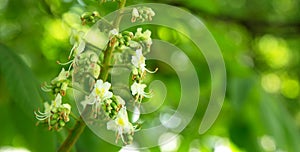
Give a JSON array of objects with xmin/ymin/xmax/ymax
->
[
  {"xmin": 51, "ymin": 107, "xmax": 57, "ymax": 113},
  {"xmin": 50, "ymin": 119, "xmax": 57, "ymax": 126},
  {"xmin": 64, "ymin": 116, "xmax": 70, "ymax": 122},
  {"xmin": 111, "ymin": 102, "xmax": 118, "ymax": 110},
  {"xmin": 52, "ymin": 113, "xmax": 59, "ymax": 119},
  {"xmin": 59, "ymin": 120, "xmax": 65, "ymax": 127},
  {"xmin": 132, "ymin": 8, "xmax": 139, "ymax": 18},
  {"xmin": 132, "ymin": 68, "xmax": 138, "ymax": 75}
]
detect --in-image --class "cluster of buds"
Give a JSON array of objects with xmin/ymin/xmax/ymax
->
[
  {"xmin": 74, "ymin": 50, "xmax": 101, "ymax": 80},
  {"xmin": 131, "ymin": 28, "xmax": 152, "ymax": 50},
  {"xmin": 34, "ymin": 94, "xmax": 71, "ymax": 131},
  {"xmin": 110, "ymin": 28, "xmax": 153, "ymax": 58},
  {"xmin": 114, "ymin": 31, "xmax": 134, "ymax": 50},
  {"xmin": 42, "ymin": 68, "xmax": 70, "ymax": 96},
  {"xmin": 131, "ymin": 7, "xmax": 155, "ymax": 23},
  {"xmin": 102, "ymin": 96, "xmax": 125, "ymax": 119},
  {"xmin": 81, "ymin": 11, "xmax": 101, "ymax": 25}
]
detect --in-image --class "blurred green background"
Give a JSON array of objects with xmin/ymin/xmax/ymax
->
[{"xmin": 1, "ymin": 0, "xmax": 300, "ymax": 151}]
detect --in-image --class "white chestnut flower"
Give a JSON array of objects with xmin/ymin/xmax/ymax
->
[
  {"xmin": 35, "ymin": 94, "xmax": 62, "ymax": 121},
  {"xmin": 81, "ymin": 80, "xmax": 113, "ymax": 117},
  {"xmin": 108, "ymin": 28, "xmax": 119, "ymax": 39},
  {"xmin": 131, "ymin": 81, "xmax": 151, "ymax": 102},
  {"xmin": 131, "ymin": 48, "xmax": 146, "ymax": 72},
  {"xmin": 131, "ymin": 48, "xmax": 156, "ymax": 74},
  {"xmin": 145, "ymin": 7, "xmax": 155, "ymax": 20},
  {"xmin": 107, "ymin": 107, "xmax": 134, "ymax": 144},
  {"xmin": 132, "ymin": 8, "xmax": 139, "ymax": 18},
  {"xmin": 35, "ymin": 94, "xmax": 71, "ymax": 129},
  {"xmin": 131, "ymin": 8, "xmax": 140, "ymax": 22},
  {"xmin": 51, "ymin": 68, "xmax": 69, "ymax": 84},
  {"xmin": 92, "ymin": 79, "xmax": 113, "ymax": 101},
  {"xmin": 134, "ymin": 28, "xmax": 152, "ymax": 48},
  {"xmin": 69, "ymin": 30, "xmax": 85, "ymax": 58}
]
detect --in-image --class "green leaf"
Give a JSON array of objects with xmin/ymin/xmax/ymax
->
[
  {"xmin": 0, "ymin": 44, "xmax": 55, "ymax": 151},
  {"xmin": 0, "ymin": 44, "xmax": 44, "ymax": 116},
  {"xmin": 261, "ymin": 93, "xmax": 300, "ymax": 152}
]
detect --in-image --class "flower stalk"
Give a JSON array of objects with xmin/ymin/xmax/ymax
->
[{"xmin": 57, "ymin": 0, "xmax": 127, "ymax": 151}]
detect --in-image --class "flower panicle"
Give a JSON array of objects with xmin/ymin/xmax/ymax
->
[
  {"xmin": 130, "ymin": 46, "xmax": 157, "ymax": 104},
  {"xmin": 41, "ymin": 68, "xmax": 71, "ymax": 96},
  {"xmin": 35, "ymin": 7, "xmax": 158, "ymax": 145},
  {"xmin": 34, "ymin": 94, "xmax": 71, "ymax": 131}
]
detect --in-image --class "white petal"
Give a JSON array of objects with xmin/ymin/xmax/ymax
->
[
  {"xmin": 131, "ymin": 56, "xmax": 139, "ymax": 68},
  {"xmin": 103, "ymin": 82, "xmax": 111, "ymax": 90},
  {"xmin": 131, "ymin": 82, "xmax": 138, "ymax": 95},
  {"xmin": 132, "ymin": 106, "xmax": 140, "ymax": 123},
  {"xmin": 62, "ymin": 104, "xmax": 71, "ymax": 113},
  {"xmin": 123, "ymin": 123, "xmax": 134, "ymax": 134},
  {"xmin": 108, "ymin": 28, "xmax": 119, "ymax": 38},
  {"xmin": 53, "ymin": 94, "xmax": 62, "ymax": 107},
  {"xmin": 81, "ymin": 96, "xmax": 95, "ymax": 108},
  {"xmin": 132, "ymin": 8, "xmax": 139, "ymax": 18},
  {"xmin": 107, "ymin": 120, "xmax": 117, "ymax": 131},
  {"xmin": 95, "ymin": 79, "xmax": 104, "ymax": 87},
  {"xmin": 44, "ymin": 102, "xmax": 51, "ymax": 113},
  {"xmin": 136, "ymin": 48, "xmax": 143, "ymax": 56},
  {"xmin": 144, "ymin": 30, "xmax": 151, "ymax": 39},
  {"xmin": 105, "ymin": 91, "xmax": 113, "ymax": 100},
  {"xmin": 75, "ymin": 41, "xmax": 85, "ymax": 55},
  {"xmin": 115, "ymin": 96, "xmax": 125, "ymax": 105},
  {"xmin": 136, "ymin": 83, "xmax": 146, "ymax": 94}
]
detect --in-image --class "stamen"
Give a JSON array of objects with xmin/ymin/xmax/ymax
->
[
  {"xmin": 42, "ymin": 82, "xmax": 52, "ymax": 88},
  {"xmin": 145, "ymin": 67, "xmax": 158, "ymax": 73},
  {"xmin": 67, "ymin": 62, "xmax": 74, "ymax": 73},
  {"xmin": 57, "ymin": 60, "xmax": 74, "ymax": 66},
  {"xmin": 41, "ymin": 86, "xmax": 52, "ymax": 92},
  {"xmin": 41, "ymin": 82, "xmax": 52, "ymax": 92},
  {"xmin": 68, "ymin": 46, "xmax": 76, "ymax": 59}
]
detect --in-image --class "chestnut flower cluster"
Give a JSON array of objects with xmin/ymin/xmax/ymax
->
[
  {"xmin": 80, "ymin": 27, "xmax": 156, "ymax": 144},
  {"xmin": 35, "ymin": 94, "xmax": 71, "ymax": 131},
  {"xmin": 35, "ymin": 6, "xmax": 156, "ymax": 145}
]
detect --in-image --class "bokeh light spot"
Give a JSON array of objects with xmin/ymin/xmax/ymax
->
[
  {"xmin": 159, "ymin": 132, "xmax": 181, "ymax": 152},
  {"xmin": 260, "ymin": 135, "xmax": 276, "ymax": 151},
  {"xmin": 258, "ymin": 35, "xmax": 290, "ymax": 69},
  {"xmin": 261, "ymin": 73, "xmax": 281, "ymax": 93},
  {"xmin": 281, "ymin": 78, "xmax": 299, "ymax": 99},
  {"xmin": 46, "ymin": 19, "xmax": 69, "ymax": 41}
]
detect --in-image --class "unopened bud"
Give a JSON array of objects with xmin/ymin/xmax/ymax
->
[
  {"xmin": 59, "ymin": 120, "xmax": 65, "ymax": 127},
  {"xmin": 50, "ymin": 119, "xmax": 57, "ymax": 126},
  {"xmin": 52, "ymin": 113, "xmax": 59, "ymax": 119}
]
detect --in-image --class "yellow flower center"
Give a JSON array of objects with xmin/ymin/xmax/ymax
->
[
  {"xmin": 139, "ymin": 56, "xmax": 145, "ymax": 65},
  {"xmin": 117, "ymin": 118, "xmax": 125, "ymax": 127},
  {"xmin": 96, "ymin": 88, "xmax": 105, "ymax": 98}
]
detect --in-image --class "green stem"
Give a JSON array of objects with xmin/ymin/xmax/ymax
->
[
  {"xmin": 98, "ymin": 42, "xmax": 115, "ymax": 80},
  {"xmin": 99, "ymin": 0, "xmax": 127, "ymax": 80},
  {"xmin": 57, "ymin": 0, "xmax": 126, "ymax": 151},
  {"xmin": 57, "ymin": 116, "xmax": 85, "ymax": 152}
]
